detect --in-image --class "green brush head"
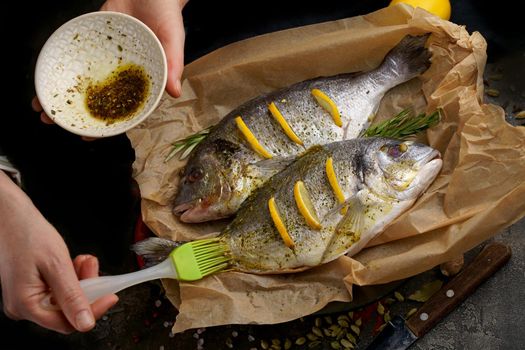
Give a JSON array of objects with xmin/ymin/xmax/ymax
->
[{"xmin": 169, "ymin": 238, "xmax": 230, "ymax": 281}]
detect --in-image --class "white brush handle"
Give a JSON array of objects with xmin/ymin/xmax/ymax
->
[{"xmin": 41, "ymin": 258, "xmax": 177, "ymax": 310}]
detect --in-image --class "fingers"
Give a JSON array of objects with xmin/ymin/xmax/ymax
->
[
  {"xmin": 33, "ymin": 96, "xmax": 54, "ymax": 124},
  {"xmin": 155, "ymin": 11, "xmax": 186, "ymax": 98},
  {"xmin": 73, "ymin": 254, "xmax": 119, "ymax": 318},
  {"xmin": 40, "ymin": 112, "xmax": 54, "ymax": 124},
  {"xmin": 31, "ymin": 96, "xmax": 42, "ymax": 112},
  {"xmin": 40, "ymin": 256, "xmax": 96, "ymax": 332}
]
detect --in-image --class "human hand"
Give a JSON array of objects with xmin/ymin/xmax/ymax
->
[
  {"xmin": 0, "ymin": 172, "xmax": 118, "ymax": 333},
  {"xmin": 33, "ymin": 0, "xmax": 188, "ymax": 132}
]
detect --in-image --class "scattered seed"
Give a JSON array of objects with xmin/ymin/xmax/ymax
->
[
  {"xmin": 295, "ymin": 337, "xmax": 306, "ymax": 345},
  {"xmin": 515, "ymin": 110, "xmax": 525, "ymax": 119},
  {"xmin": 377, "ymin": 323, "xmax": 387, "ymax": 332},
  {"xmin": 272, "ymin": 339, "xmax": 281, "ymax": 346},
  {"xmin": 394, "ymin": 291, "xmax": 405, "ymax": 302},
  {"xmin": 159, "ymin": 346, "xmax": 164, "ymax": 350},
  {"xmin": 154, "ymin": 300, "xmax": 162, "ymax": 307},
  {"xmin": 377, "ymin": 302, "xmax": 385, "ymax": 315},
  {"xmin": 338, "ymin": 315, "xmax": 350, "ymax": 322},
  {"xmin": 338, "ymin": 320, "xmax": 349, "ymax": 328},
  {"xmin": 284, "ymin": 338, "xmax": 292, "ymax": 350},
  {"xmin": 197, "ymin": 338, "xmax": 204, "ymax": 346},
  {"xmin": 354, "ymin": 318, "xmax": 362, "ymax": 327},
  {"xmin": 102, "ymin": 315, "xmax": 109, "ymax": 321},
  {"xmin": 168, "ymin": 331, "xmax": 175, "ymax": 338},
  {"xmin": 312, "ymin": 327, "xmax": 323, "ymax": 337},
  {"xmin": 384, "ymin": 297, "xmax": 396, "ymax": 305},
  {"xmin": 226, "ymin": 337, "xmax": 233, "ymax": 348},
  {"xmin": 197, "ymin": 328, "xmax": 206, "ymax": 334},
  {"xmin": 308, "ymin": 341, "xmax": 321, "ymax": 348},
  {"xmin": 331, "ymin": 340, "xmax": 342, "ymax": 349},
  {"xmin": 347, "ymin": 312, "xmax": 353, "ymax": 319},
  {"xmin": 340, "ymin": 338, "xmax": 353, "ymax": 349},
  {"xmin": 335, "ymin": 328, "xmax": 346, "ymax": 340},
  {"xmin": 406, "ymin": 308, "xmax": 418, "ymax": 318},
  {"xmin": 324, "ymin": 316, "xmax": 333, "ymax": 324},
  {"xmin": 300, "ymin": 317, "xmax": 305, "ymax": 322},
  {"xmin": 193, "ymin": 333, "xmax": 199, "ymax": 339},
  {"xmin": 232, "ymin": 331, "xmax": 239, "ymax": 338},
  {"xmin": 261, "ymin": 340, "xmax": 269, "ymax": 349},
  {"xmin": 248, "ymin": 335, "xmax": 255, "ymax": 342},
  {"xmin": 323, "ymin": 328, "xmax": 332, "ymax": 337},
  {"xmin": 163, "ymin": 321, "xmax": 170, "ymax": 328},
  {"xmin": 306, "ymin": 333, "xmax": 318, "ymax": 341},
  {"xmin": 271, "ymin": 344, "xmax": 281, "ymax": 350},
  {"xmin": 346, "ymin": 332, "xmax": 357, "ymax": 344},
  {"xmin": 315, "ymin": 317, "xmax": 322, "ymax": 327},
  {"xmin": 486, "ymin": 88, "xmax": 500, "ymax": 97},
  {"xmin": 350, "ymin": 325, "xmax": 360, "ymax": 336},
  {"xmin": 384, "ymin": 311, "xmax": 392, "ymax": 323}
]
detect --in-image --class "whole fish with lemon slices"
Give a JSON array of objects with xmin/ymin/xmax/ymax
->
[
  {"xmin": 174, "ymin": 35, "xmax": 432, "ymax": 223},
  {"xmin": 138, "ymin": 137, "xmax": 442, "ymax": 272}
]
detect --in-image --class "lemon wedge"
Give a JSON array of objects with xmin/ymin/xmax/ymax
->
[
  {"xmin": 326, "ymin": 157, "xmax": 347, "ymax": 214},
  {"xmin": 235, "ymin": 116, "xmax": 273, "ymax": 159},
  {"xmin": 268, "ymin": 102, "xmax": 303, "ymax": 145},
  {"xmin": 389, "ymin": 0, "xmax": 451, "ymax": 20},
  {"xmin": 294, "ymin": 181, "xmax": 321, "ymax": 230},
  {"xmin": 311, "ymin": 89, "xmax": 342, "ymax": 127},
  {"xmin": 268, "ymin": 197, "xmax": 294, "ymax": 248}
]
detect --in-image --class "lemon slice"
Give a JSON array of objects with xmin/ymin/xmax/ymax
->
[
  {"xmin": 326, "ymin": 157, "xmax": 347, "ymax": 214},
  {"xmin": 311, "ymin": 89, "xmax": 342, "ymax": 127},
  {"xmin": 268, "ymin": 197, "xmax": 294, "ymax": 248},
  {"xmin": 268, "ymin": 102, "xmax": 303, "ymax": 145},
  {"xmin": 235, "ymin": 116, "xmax": 273, "ymax": 159},
  {"xmin": 294, "ymin": 181, "xmax": 321, "ymax": 230}
]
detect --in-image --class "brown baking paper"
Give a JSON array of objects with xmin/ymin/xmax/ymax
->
[{"xmin": 127, "ymin": 4, "xmax": 525, "ymax": 333}]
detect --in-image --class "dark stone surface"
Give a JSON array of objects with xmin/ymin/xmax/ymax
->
[{"xmin": 1, "ymin": 0, "xmax": 523, "ymax": 349}]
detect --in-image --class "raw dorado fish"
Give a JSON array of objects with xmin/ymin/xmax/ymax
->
[
  {"xmin": 174, "ymin": 35, "xmax": 432, "ymax": 223},
  {"xmin": 141, "ymin": 137, "xmax": 442, "ymax": 273}
]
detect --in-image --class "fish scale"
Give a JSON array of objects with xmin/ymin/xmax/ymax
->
[
  {"xmin": 222, "ymin": 137, "xmax": 441, "ymax": 273},
  {"xmin": 174, "ymin": 34, "xmax": 432, "ymax": 223}
]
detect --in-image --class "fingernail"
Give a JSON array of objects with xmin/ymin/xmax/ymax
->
[{"xmin": 75, "ymin": 310, "xmax": 95, "ymax": 330}]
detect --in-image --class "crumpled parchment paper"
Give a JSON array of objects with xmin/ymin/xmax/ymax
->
[{"xmin": 127, "ymin": 4, "xmax": 525, "ymax": 333}]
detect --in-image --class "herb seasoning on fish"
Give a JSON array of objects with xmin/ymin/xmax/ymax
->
[
  {"xmin": 85, "ymin": 63, "xmax": 149, "ymax": 124},
  {"xmin": 173, "ymin": 35, "xmax": 432, "ymax": 223}
]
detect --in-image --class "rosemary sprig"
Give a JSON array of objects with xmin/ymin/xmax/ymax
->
[
  {"xmin": 362, "ymin": 109, "xmax": 441, "ymax": 139},
  {"xmin": 164, "ymin": 126, "xmax": 213, "ymax": 162},
  {"xmin": 164, "ymin": 109, "xmax": 440, "ymax": 162}
]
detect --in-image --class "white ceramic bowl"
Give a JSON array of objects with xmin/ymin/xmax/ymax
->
[{"xmin": 35, "ymin": 11, "xmax": 167, "ymax": 138}]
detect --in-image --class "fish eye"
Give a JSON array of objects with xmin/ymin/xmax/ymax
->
[
  {"xmin": 382, "ymin": 143, "xmax": 408, "ymax": 158},
  {"xmin": 187, "ymin": 167, "xmax": 204, "ymax": 183}
]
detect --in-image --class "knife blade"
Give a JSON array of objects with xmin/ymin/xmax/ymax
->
[{"xmin": 366, "ymin": 241, "xmax": 512, "ymax": 350}]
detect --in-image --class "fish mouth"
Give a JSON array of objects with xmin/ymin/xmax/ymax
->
[
  {"xmin": 413, "ymin": 148, "xmax": 441, "ymax": 168},
  {"xmin": 174, "ymin": 199, "xmax": 224, "ymax": 223},
  {"xmin": 173, "ymin": 201, "xmax": 197, "ymax": 217}
]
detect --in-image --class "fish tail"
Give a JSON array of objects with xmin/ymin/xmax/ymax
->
[
  {"xmin": 131, "ymin": 237, "xmax": 183, "ymax": 267},
  {"xmin": 380, "ymin": 34, "xmax": 431, "ymax": 84}
]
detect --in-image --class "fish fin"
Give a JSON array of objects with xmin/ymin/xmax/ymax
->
[
  {"xmin": 131, "ymin": 237, "xmax": 184, "ymax": 268},
  {"xmin": 382, "ymin": 34, "xmax": 431, "ymax": 82},
  {"xmin": 335, "ymin": 196, "xmax": 366, "ymax": 240},
  {"xmin": 251, "ymin": 156, "xmax": 296, "ymax": 175}
]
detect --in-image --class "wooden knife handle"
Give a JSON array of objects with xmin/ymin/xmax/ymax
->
[{"xmin": 405, "ymin": 242, "xmax": 511, "ymax": 338}]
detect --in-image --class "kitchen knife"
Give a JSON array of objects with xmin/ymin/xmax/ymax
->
[{"xmin": 366, "ymin": 241, "xmax": 512, "ymax": 350}]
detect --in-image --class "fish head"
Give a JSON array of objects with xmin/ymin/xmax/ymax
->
[
  {"xmin": 371, "ymin": 139, "xmax": 442, "ymax": 200},
  {"xmin": 173, "ymin": 139, "xmax": 246, "ymax": 222}
]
